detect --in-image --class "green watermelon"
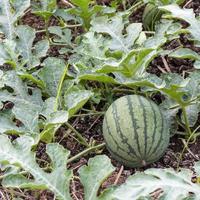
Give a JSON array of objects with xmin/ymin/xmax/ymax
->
[
  {"xmin": 142, "ymin": 4, "xmax": 163, "ymax": 31},
  {"xmin": 103, "ymin": 95, "xmax": 169, "ymax": 168}
]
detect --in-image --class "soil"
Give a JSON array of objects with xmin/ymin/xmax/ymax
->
[{"xmin": 1, "ymin": 0, "xmax": 200, "ymax": 200}]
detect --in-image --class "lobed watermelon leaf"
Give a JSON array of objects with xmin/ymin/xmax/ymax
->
[
  {"xmin": 64, "ymin": 89, "xmax": 93, "ymax": 117},
  {"xmin": 160, "ymin": 4, "xmax": 200, "ymax": 43},
  {"xmin": 68, "ymin": 0, "xmax": 104, "ymax": 30},
  {"xmin": 0, "ymin": 134, "xmax": 72, "ymax": 200},
  {"xmin": 0, "ymin": 71, "xmax": 43, "ymax": 138},
  {"xmin": 32, "ymin": 0, "xmax": 57, "ymax": 21},
  {"xmin": 0, "ymin": 26, "xmax": 49, "ymax": 70},
  {"xmin": 0, "ymin": 0, "xmax": 30, "ymax": 39},
  {"xmin": 113, "ymin": 168, "xmax": 200, "ymax": 199},
  {"xmin": 38, "ymin": 57, "xmax": 67, "ymax": 97},
  {"xmin": 91, "ymin": 15, "xmax": 143, "ymax": 53},
  {"xmin": 79, "ymin": 155, "xmax": 116, "ymax": 200},
  {"xmin": 16, "ymin": 25, "xmax": 49, "ymax": 69}
]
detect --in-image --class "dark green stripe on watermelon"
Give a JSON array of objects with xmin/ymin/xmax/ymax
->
[
  {"xmin": 146, "ymin": 100, "xmax": 158, "ymax": 156},
  {"xmin": 149, "ymin": 107, "xmax": 165, "ymax": 158},
  {"xmin": 103, "ymin": 95, "xmax": 170, "ymax": 168},
  {"xmin": 104, "ymin": 115, "xmax": 131, "ymax": 156},
  {"xmin": 112, "ymin": 101, "xmax": 140, "ymax": 159},
  {"xmin": 126, "ymin": 96, "xmax": 142, "ymax": 157},
  {"xmin": 137, "ymin": 95, "xmax": 148, "ymax": 158}
]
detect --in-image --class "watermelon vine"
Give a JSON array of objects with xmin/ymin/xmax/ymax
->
[{"xmin": 0, "ymin": 0, "xmax": 200, "ymax": 199}]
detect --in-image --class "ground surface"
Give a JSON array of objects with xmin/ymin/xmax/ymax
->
[{"xmin": 1, "ymin": 0, "xmax": 200, "ymax": 199}]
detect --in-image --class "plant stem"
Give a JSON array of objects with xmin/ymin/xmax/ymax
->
[
  {"xmin": 169, "ymin": 95, "xmax": 200, "ymax": 110},
  {"xmin": 66, "ymin": 122, "xmax": 89, "ymax": 147},
  {"xmin": 36, "ymin": 24, "xmax": 82, "ymax": 33},
  {"xmin": 112, "ymin": 88, "xmax": 135, "ymax": 93},
  {"xmin": 72, "ymin": 112, "xmax": 105, "ymax": 117},
  {"xmin": 127, "ymin": 1, "xmax": 145, "ymax": 15},
  {"xmin": 176, "ymin": 125, "xmax": 200, "ymax": 169},
  {"xmin": 45, "ymin": 19, "xmax": 50, "ymax": 41},
  {"xmin": 54, "ymin": 64, "xmax": 68, "ymax": 111},
  {"xmin": 67, "ymin": 143, "xmax": 106, "ymax": 164},
  {"xmin": 181, "ymin": 106, "xmax": 192, "ymax": 137}
]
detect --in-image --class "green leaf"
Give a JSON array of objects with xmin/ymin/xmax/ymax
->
[
  {"xmin": 0, "ymin": 71, "xmax": 43, "ymax": 136},
  {"xmin": 194, "ymin": 60, "xmax": 200, "ymax": 69},
  {"xmin": 99, "ymin": 48, "xmax": 158, "ymax": 77},
  {"xmin": 69, "ymin": 0, "xmax": 103, "ymax": 29},
  {"xmin": 160, "ymin": 5, "xmax": 200, "ymax": 42},
  {"xmin": 169, "ymin": 48, "xmax": 200, "ymax": 60},
  {"xmin": 46, "ymin": 111, "xmax": 69, "ymax": 125},
  {"xmin": 0, "ymin": 111, "xmax": 25, "ymax": 134},
  {"xmin": 91, "ymin": 15, "xmax": 142, "ymax": 53},
  {"xmin": 40, "ymin": 99, "xmax": 69, "ymax": 143},
  {"xmin": 0, "ymin": 0, "xmax": 30, "ymax": 39},
  {"xmin": 79, "ymin": 155, "xmax": 115, "ymax": 200},
  {"xmin": 112, "ymin": 168, "xmax": 200, "ymax": 199},
  {"xmin": 64, "ymin": 89, "xmax": 93, "ymax": 117},
  {"xmin": 144, "ymin": 20, "xmax": 182, "ymax": 49},
  {"xmin": 78, "ymin": 73, "xmax": 117, "ymax": 84},
  {"xmin": 0, "ymin": 39, "xmax": 18, "ymax": 67},
  {"xmin": 70, "ymin": 32, "xmax": 109, "ymax": 66},
  {"xmin": 48, "ymin": 26, "xmax": 73, "ymax": 47},
  {"xmin": 38, "ymin": 57, "xmax": 67, "ymax": 97},
  {"xmin": 32, "ymin": 0, "xmax": 57, "ymax": 20},
  {"xmin": 16, "ymin": 25, "xmax": 49, "ymax": 69},
  {"xmin": 0, "ymin": 135, "xmax": 72, "ymax": 200},
  {"xmin": 182, "ymin": 104, "xmax": 199, "ymax": 127},
  {"xmin": 194, "ymin": 161, "xmax": 200, "ymax": 177}
]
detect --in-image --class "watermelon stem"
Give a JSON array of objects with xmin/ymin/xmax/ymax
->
[
  {"xmin": 72, "ymin": 112, "xmax": 105, "ymax": 117},
  {"xmin": 142, "ymin": 160, "xmax": 147, "ymax": 167},
  {"xmin": 67, "ymin": 143, "xmax": 106, "ymax": 164},
  {"xmin": 127, "ymin": 1, "xmax": 145, "ymax": 16},
  {"xmin": 181, "ymin": 106, "xmax": 192, "ymax": 137},
  {"xmin": 66, "ymin": 122, "xmax": 89, "ymax": 147}
]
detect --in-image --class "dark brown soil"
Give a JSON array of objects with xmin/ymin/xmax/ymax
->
[{"xmin": 1, "ymin": 1, "xmax": 200, "ymax": 200}]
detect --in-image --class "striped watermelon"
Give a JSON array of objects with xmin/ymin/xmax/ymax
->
[
  {"xmin": 103, "ymin": 95, "xmax": 169, "ymax": 168},
  {"xmin": 142, "ymin": 4, "xmax": 163, "ymax": 31}
]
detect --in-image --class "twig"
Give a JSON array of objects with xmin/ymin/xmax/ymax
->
[
  {"xmin": 114, "ymin": 165, "xmax": 124, "ymax": 185},
  {"xmin": 127, "ymin": 1, "xmax": 145, "ymax": 15},
  {"xmin": 66, "ymin": 122, "xmax": 89, "ymax": 147},
  {"xmin": 0, "ymin": 190, "xmax": 7, "ymax": 200},
  {"xmin": 67, "ymin": 143, "xmax": 106, "ymax": 164},
  {"xmin": 161, "ymin": 56, "xmax": 171, "ymax": 72},
  {"xmin": 181, "ymin": 139, "xmax": 199, "ymax": 160},
  {"xmin": 157, "ymin": 66, "xmax": 167, "ymax": 73},
  {"xmin": 84, "ymin": 115, "xmax": 101, "ymax": 134},
  {"xmin": 184, "ymin": 0, "xmax": 193, "ymax": 8},
  {"xmin": 71, "ymin": 180, "xmax": 79, "ymax": 200},
  {"xmin": 61, "ymin": 0, "xmax": 75, "ymax": 8}
]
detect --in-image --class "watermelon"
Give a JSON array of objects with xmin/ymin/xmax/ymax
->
[
  {"xmin": 103, "ymin": 95, "xmax": 170, "ymax": 168},
  {"xmin": 142, "ymin": 4, "xmax": 163, "ymax": 31}
]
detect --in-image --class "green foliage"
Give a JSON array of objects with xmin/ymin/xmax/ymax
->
[
  {"xmin": 0, "ymin": 25, "xmax": 49, "ymax": 70},
  {"xmin": 32, "ymin": 0, "xmax": 57, "ymax": 21},
  {"xmin": 1, "ymin": 0, "xmax": 200, "ymax": 199},
  {"xmin": 160, "ymin": 4, "xmax": 200, "ymax": 43},
  {"xmin": 0, "ymin": 134, "xmax": 72, "ymax": 200},
  {"xmin": 2, "ymin": 151, "xmax": 200, "ymax": 199},
  {"xmin": 68, "ymin": 0, "xmax": 104, "ymax": 30},
  {"xmin": 0, "ymin": 0, "xmax": 30, "ymax": 39},
  {"xmin": 38, "ymin": 57, "xmax": 67, "ymax": 97},
  {"xmin": 113, "ymin": 164, "xmax": 200, "ymax": 199},
  {"xmin": 79, "ymin": 155, "xmax": 115, "ymax": 200},
  {"xmin": 142, "ymin": 0, "xmax": 184, "ymax": 31},
  {"xmin": 91, "ymin": 15, "xmax": 143, "ymax": 53}
]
